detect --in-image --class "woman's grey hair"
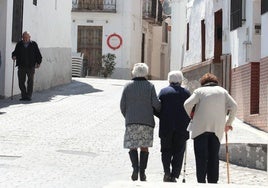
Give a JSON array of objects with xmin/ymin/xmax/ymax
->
[
  {"xmin": 168, "ymin": 70, "xmax": 184, "ymax": 84},
  {"xmin": 132, "ymin": 63, "xmax": 149, "ymax": 78}
]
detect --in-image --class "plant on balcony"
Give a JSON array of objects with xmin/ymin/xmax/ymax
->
[{"xmin": 99, "ymin": 53, "xmax": 116, "ymax": 78}]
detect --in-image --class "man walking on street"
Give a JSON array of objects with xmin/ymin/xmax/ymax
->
[
  {"xmin": 158, "ymin": 71, "xmax": 191, "ymax": 182},
  {"xmin": 12, "ymin": 31, "xmax": 42, "ymax": 101}
]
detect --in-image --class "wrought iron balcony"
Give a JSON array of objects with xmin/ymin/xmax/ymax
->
[
  {"xmin": 72, "ymin": 0, "xmax": 116, "ymax": 13},
  {"xmin": 143, "ymin": 0, "xmax": 155, "ymax": 19},
  {"xmin": 143, "ymin": 0, "xmax": 162, "ymax": 23}
]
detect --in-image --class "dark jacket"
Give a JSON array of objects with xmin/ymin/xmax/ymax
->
[
  {"xmin": 12, "ymin": 40, "xmax": 42, "ymax": 68},
  {"xmin": 158, "ymin": 83, "xmax": 191, "ymax": 139}
]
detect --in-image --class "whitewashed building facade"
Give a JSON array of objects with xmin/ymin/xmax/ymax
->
[
  {"xmin": 71, "ymin": 0, "xmax": 171, "ymax": 80},
  {"xmin": 142, "ymin": 0, "xmax": 171, "ymax": 80},
  {"xmin": 0, "ymin": 0, "xmax": 72, "ymax": 98},
  {"xmin": 71, "ymin": 0, "xmax": 142, "ymax": 79},
  {"xmin": 171, "ymin": 0, "xmax": 268, "ymax": 131}
]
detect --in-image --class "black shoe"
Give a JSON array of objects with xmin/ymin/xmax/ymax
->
[
  {"xmin": 131, "ymin": 171, "xmax": 138, "ymax": 181},
  {"xmin": 20, "ymin": 97, "xmax": 32, "ymax": 101},
  {"xmin": 163, "ymin": 174, "xmax": 177, "ymax": 182},
  {"xmin": 140, "ymin": 171, "xmax": 146, "ymax": 181},
  {"xmin": 163, "ymin": 174, "xmax": 171, "ymax": 182},
  {"xmin": 26, "ymin": 97, "xmax": 32, "ymax": 101},
  {"xmin": 170, "ymin": 176, "xmax": 177, "ymax": 182},
  {"xmin": 140, "ymin": 151, "xmax": 149, "ymax": 181},
  {"xmin": 20, "ymin": 97, "xmax": 31, "ymax": 101},
  {"xmin": 129, "ymin": 150, "xmax": 139, "ymax": 181}
]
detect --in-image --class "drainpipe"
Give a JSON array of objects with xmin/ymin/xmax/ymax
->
[
  {"xmin": 243, "ymin": 41, "xmax": 252, "ymax": 62},
  {"xmin": 243, "ymin": 27, "xmax": 252, "ymax": 62},
  {"xmin": 180, "ymin": 44, "xmax": 184, "ymax": 70}
]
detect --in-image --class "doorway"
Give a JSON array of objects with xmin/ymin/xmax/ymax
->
[
  {"xmin": 77, "ymin": 26, "xmax": 103, "ymax": 76},
  {"xmin": 214, "ymin": 9, "xmax": 222, "ymax": 63}
]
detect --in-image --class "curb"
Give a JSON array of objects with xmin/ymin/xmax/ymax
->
[{"xmin": 219, "ymin": 143, "xmax": 267, "ymax": 171}]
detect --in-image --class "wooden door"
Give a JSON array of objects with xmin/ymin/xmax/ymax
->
[
  {"xmin": 77, "ymin": 26, "xmax": 103, "ymax": 76},
  {"xmin": 214, "ymin": 10, "xmax": 222, "ymax": 63},
  {"xmin": 201, "ymin": 19, "xmax": 206, "ymax": 62}
]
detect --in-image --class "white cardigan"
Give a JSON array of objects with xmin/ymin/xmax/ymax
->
[{"xmin": 184, "ymin": 85, "xmax": 237, "ymax": 141}]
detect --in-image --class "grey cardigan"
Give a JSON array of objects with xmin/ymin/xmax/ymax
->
[{"xmin": 120, "ymin": 77, "xmax": 161, "ymax": 128}]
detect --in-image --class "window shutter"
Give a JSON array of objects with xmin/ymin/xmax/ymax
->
[
  {"xmin": 158, "ymin": 0, "xmax": 163, "ymax": 23},
  {"xmin": 230, "ymin": 0, "xmax": 242, "ymax": 31},
  {"xmin": 151, "ymin": 0, "xmax": 157, "ymax": 19},
  {"xmin": 261, "ymin": 0, "xmax": 268, "ymax": 15},
  {"xmin": 12, "ymin": 0, "xmax": 24, "ymax": 43}
]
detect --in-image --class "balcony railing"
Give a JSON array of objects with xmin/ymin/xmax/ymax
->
[
  {"xmin": 72, "ymin": 0, "xmax": 116, "ymax": 13},
  {"xmin": 143, "ymin": 0, "xmax": 160, "ymax": 21}
]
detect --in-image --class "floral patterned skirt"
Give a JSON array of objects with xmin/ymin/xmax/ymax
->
[{"xmin": 124, "ymin": 124, "xmax": 154, "ymax": 149}]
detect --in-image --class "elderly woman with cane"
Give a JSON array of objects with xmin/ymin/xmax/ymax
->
[
  {"xmin": 184, "ymin": 73, "xmax": 237, "ymax": 183},
  {"xmin": 120, "ymin": 63, "xmax": 161, "ymax": 181}
]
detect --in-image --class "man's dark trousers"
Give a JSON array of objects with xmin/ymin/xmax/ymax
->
[
  {"xmin": 161, "ymin": 131, "xmax": 186, "ymax": 178},
  {"xmin": 18, "ymin": 67, "xmax": 35, "ymax": 99},
  {"xmin": 194, "ymin": 132, "xmax": 220, "ymax": 183}
]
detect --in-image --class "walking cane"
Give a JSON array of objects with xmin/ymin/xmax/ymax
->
[
  {"xmin": 182, "ymin": 141, "xmax": 187, "ymax": 183},
  {"xmin": 11, "ymin": 59, "xmax": 15, "ymax": 100},
  {"xmin": 225, "ymin": 131, "xmax": 230, "ymax": 184}
]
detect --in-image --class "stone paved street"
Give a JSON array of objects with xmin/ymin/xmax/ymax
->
[{"xmin": 0, "ymin": 78, "xmax": 267, "ymax": 188}]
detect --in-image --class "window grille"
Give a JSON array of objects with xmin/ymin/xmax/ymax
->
[
  {"xmin": 12, "ymin": 0, "xmax": 24, "ymax": 42},
  {"xmin": 230, "ymin": 0, "xmax": 242, "ymax": 31}
]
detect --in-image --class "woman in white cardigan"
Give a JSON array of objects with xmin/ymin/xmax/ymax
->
[{"xmin": 184, "ymin": 73, "xmax": 237, "ymax": 183}]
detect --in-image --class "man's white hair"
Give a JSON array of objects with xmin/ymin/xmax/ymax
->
[
  {"xmin": 168, "ymin": 70, "xmax": 184, "ymax": 84},
  {"xmin": 22, "ymin": 31, "xmax": 31, "ymax": 37},
  {"xmin": 132, "ymin": 63, "xmax": 149, "ymax": 78}
]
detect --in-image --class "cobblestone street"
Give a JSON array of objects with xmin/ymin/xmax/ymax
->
[{"xmin": 0, "ymin": 78, "xmax": 267, "ymax": 188}]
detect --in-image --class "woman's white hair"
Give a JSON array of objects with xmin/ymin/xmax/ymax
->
[
  {"xmin": 168, "ymin": 70, "xmax": 184, "ymax": 84},
  {"xmin": 132, "ymin": 63, "xmax": 149, "ymax": 78}
]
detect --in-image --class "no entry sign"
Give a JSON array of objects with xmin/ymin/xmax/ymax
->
[{"xmin": 107, "ymin": 33, "xmax": 122, "ymax": 50}]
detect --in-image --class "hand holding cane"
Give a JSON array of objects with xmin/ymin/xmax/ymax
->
[{"xmin": 225, "ymin": 125, "xmax": 232, "ymax": 184}]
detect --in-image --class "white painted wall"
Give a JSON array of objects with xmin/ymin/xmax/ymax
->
[
  {"xmin": 183, "ymin": 0, "xmax": 202, "ymax": 67},
  {"xmin": 229, "ymin": 0, "xmax": 261, "ymax": 67},
  {"xmin": 172, "ymin": 0, "xmax": 262, "ymax": 70},
  {"xmin": 249, "ymin": 0, "xmax": 261, "ymax": 62},
  {"xmin": 0, "ymin": 0, "xmax": 8, "ymax": 97},
  {"xmin": 71, "ymin": 0, "xmax": 143, "ymax": 79},
  {"xmin": 150, "ymin": 26, "xmax": 163, "ymax": 79},
  {"xmin": 222, "ymin": 0, "xmax": 231, "ymax": 54},
  {"xmin": 0, "ymin": 0, "xmax": 72, "ymax": 98},
  {"xmin": 170, "ymin": 0, "xmax": 187, "ymax": 71},
  {"xmin": 183, "ymin": 0, "xmax": 216, "ymax": 67},
  {"xmin": 23, "ymin": 0, "xmax": 72, "ymax": 48},
  {"xmin": 183, "ymin": 0, "xmax": 215, "ymax": 66},
  {"xmin": 261, "ymin": 13, "xmax": 268, "ymax": 58}
]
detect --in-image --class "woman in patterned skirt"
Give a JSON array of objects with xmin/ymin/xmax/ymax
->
[{"xmin": 120, "ymin": 63, "xmax": 161, "ymax": 181}]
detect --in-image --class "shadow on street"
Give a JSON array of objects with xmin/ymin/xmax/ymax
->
[{"xmin": 0, "ymin": 79, "xmax": 103, "ymax": 109}]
